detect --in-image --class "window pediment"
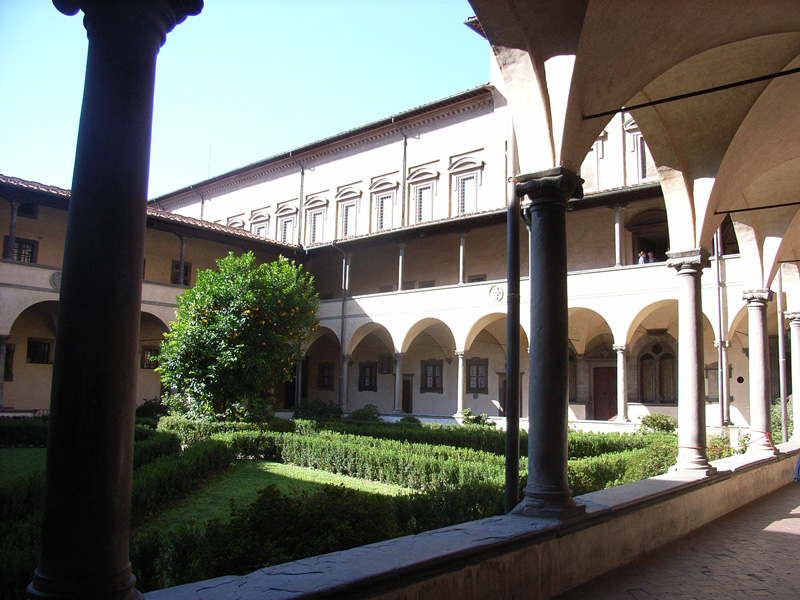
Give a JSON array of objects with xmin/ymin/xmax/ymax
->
[
  {"xmin": 250, "ymin": 207, "xmax": 270, "ymax": 223},
  {"xmin": 226, "ymin": 214, "xmax": 246, "ymax": 228},
  {"xmin": 275, "ymin": 202, "xmax": 298, "ymax": 217}
]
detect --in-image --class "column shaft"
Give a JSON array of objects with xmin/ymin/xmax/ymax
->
[
  {"xmin": 512, "ymin": 167, "xmax": 585, "ymax": 520},
  {"xmin": 613, "ymin": 345, "xmax": 629, "ymax": 422},
  {"xmin": 613, "ymin": 206, "xmax": 624, "ymax": 267},
  {"xmin": 393, "ymin": 353, "xmax": 404, "ymax": 412},
  {"xmin": 744, "ymin": 290, "xmax": 775, "ymax": 454},
  {"xmin": 456, "ymin": 351, "xmax": 465, "ymax": 415},
  {"xmin": 0, "ymin": 335, "xmax": 9, "ymax": 408},
  {"xmin": 667, "ymin": 249, "xmax": 714, "ymax": 474},
  {"xmin": 788, "ymin": 314, "xmax": 800, "ymax": 441},
  {"xmin": 341, "ymin": 355, "xmax": 351, "ymax": 412},
  {"xmin": 459, "ymin": 233, "xmax": 466, "ymax": 284},
  {"xmin": 397, "ymin": 243, "xmax": 405, "ymax": 291}
]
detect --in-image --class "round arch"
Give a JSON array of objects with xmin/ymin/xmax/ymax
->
[
  {"xmin": 347, "ymin": 322, "xmax": 396, "ymax": 356},
  {"xmin": 568, "ymin": 307, "xmax": 614, "ymax": 354}
]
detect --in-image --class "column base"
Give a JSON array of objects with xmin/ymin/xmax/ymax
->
[
  {"xmin": 28, "ymin": 570, "xmax": 142, "ymax": 600},
  {"xmin": 746, "ymin": 442, "xmax": 778, "ymax": 457},
  {"xmin": 511, "ymin": 491, "xmax": 586, "ymax": 521},
  {"xmin": 669, "ymin": 459, "xmax": 717, "ymax": 476}
]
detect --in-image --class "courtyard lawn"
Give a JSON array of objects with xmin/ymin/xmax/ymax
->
[
  {"xmin": 142, "ymin": 460, "xmax": 412, "ymax": 532},
  {"xmin": 0, "ymin": 447, "xmax": 46, "ymax": 483}
]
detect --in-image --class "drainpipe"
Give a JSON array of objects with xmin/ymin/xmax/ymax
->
[
  {"xmin": 290, "ymin": 151, "xmax": 305, "ymax": 246},
  {"xmin": 777, "ymin": 266, "xmax": 788, "ymax": 442},
  {"xmin": 199, "ymin": 193, "xmax": 205, "ymax": 221},
  {"xmin": 505, "ymin": 118, "xmax": 520, "ymax": 514},
  {"xmin": 392, "ymin": 117, "xmax": 407, "ymax": 227},
  {"xmin": 332, "ymin": 240, "xmax": 349, "ymax": 409},
  {"xmin": 715, "ymin": 229, "xmax": 731, "ymax": 425},
  {"xmin": 5, "ymin": 201, "xmax": 19, "ymax": 260}
]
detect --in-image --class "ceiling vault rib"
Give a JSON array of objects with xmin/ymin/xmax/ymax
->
[
  {"xmin": 716, "ymin": 200, "xmax": 800, "ymax": 215},
  {"xmin": 583, "ymin": 66, "xmax": 800, "ymax": 121}
]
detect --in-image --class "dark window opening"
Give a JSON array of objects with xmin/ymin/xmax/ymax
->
[
  {"xmin": 141, "ymin": 346, "xmax": 159, "ymax": 369},
  {"xmin": 4, "ymin": 343, "xmax": 14, "ymax": 382},
  {"xmin": 4, "ymin": 236, "xmax": 38, "ymax": 263},
  {"xmin": 318, "ymin": 363, "xmax": 334, "ymax": 390},
  {"xmin": 27, "ymin": 338, "xmax": 52, "ymax": 364},
  {"xmin": 420, "ymin": 359, "xmax": 443, "ymax": 394},
  {"xmin": 379, "ymin": 354, "xmax": 393, "ymax": 375},
  {"xmin": 359, "ymin": 361, "xmax": 377, "ymax": 392},
  {"xmin": 171, "ymin": 260, "xmax": 192, "ymax": 286},
  {"xmin": 466, "ymin": 357, "xmax": 488, "ymax": 394}
]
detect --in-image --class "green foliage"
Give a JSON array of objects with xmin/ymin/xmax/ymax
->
[
  {"xmin": 158, "ymin": 252, "xmax": 319, "ymax": 419},
  {"xmin": 345, "ymin": 404, "xmax": 382, "ymax": 422},
  {"xmin": 569, "ymin": 450, "xmax": 641, "ymax": 495},
  {"xmin": 157, "ymin": 416, "xmax": 294, "ymax": 446},
  {"xmin": 135, "ymin": 397, "xmax": 171, "ymax": 421},
  {"xmin": 770, "ymin": 398, "xmax": 793, "ymax": 441},
  {"xmin": 637, "ymin": 413, "xmax": 678, "ymax": 433},
  {"xmin": 0, "ymin": 417, "xmax": 48, "ymax": 447},
  {"xmin": 619, "ymin": 436, "xmax": 678, "ymax": 482},
  {"xmin": 399, "ymin": 415, "xmax": 422, "ymax": 425},
  {"xmin": 292, "ymin": 398, "xmax": 342, "ymax": 420},
  {"xmin": 706, "ymin": 429, "xmax": 738, "ymax": 461},
  {"xmin": 460, "ymin": 407, "xmax": 496, "ymax": 427},
  {"xmin": 132, "ymin": 431, "xmax": 182, "ymax": 469}
]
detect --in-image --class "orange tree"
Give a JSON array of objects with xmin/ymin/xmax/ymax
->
[{"xmin": 158, "ymin": 252, "xmax": 319, "ymax": 420}]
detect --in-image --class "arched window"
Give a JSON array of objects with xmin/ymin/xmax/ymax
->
[{"xmin": 638, "ymin": 342, "xmax": 677, "ymax": 404}]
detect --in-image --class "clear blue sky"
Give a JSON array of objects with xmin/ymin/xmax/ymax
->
[{"xmin": 0, "ymin": 0, "xmax": 488, "ymax": 198}]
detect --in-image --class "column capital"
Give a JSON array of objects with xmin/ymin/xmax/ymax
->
[
  {"xmin": 609, "ymin": 203, "xmax": 628, "ymax": 211},
  {"xmin": 393, "ymin": 352, "xmax": 405, "ymax": 360},
  {"xmin": 454, "ymin": 350, "xmax": 466, "ymax": 358},
  {"xmin": 0, "ymin": 334, "xmax": 10, "ymax": 344},
  {"xmin": 713, "ymin": 339, "xmax": 731, "ymax": 349},
  {"xmin": 743, "ymin": 289, "xmax": 773, "ymax": 305},
  {"xmin": 612, "ymin": 344, "xmax": 627, "ymax": 355},
  {"xmin": 666, "ymin": 248, "xmax": 710, "ymax": 273},
  {"xmin": 515, "ymin": 167, "xmax": 584, "ymax": 206},
  {"xmin": 55, "ymin": 0, "xmax": 203, "ymax": 48},
  {"xmin": 785, "ymin": 311, "xmax": 800, "ymax": 323}
]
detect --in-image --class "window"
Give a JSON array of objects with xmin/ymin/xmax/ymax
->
[
  {"xmin": 4, "ymin": 343, "xmax": 14, "ymax": 382},
  {"xmin": 456, "ymin": 173, "xmax": 477, "ymax": 214},
  {"xmin": 27, "ymin": 338, "xmax": 52, "ymax": 364},
  {"xmin": 412, "ymin": 184, "xmax": 433, "ymax": 223},
  {"xmin": 277, "ymin": 216, "xmax": 295, "ymax": 243},
  {"xmin": 251, "ymin": 221, "xmax": 268, "ymax": 238},
  {"xmin": 420, "ymin": 359, "xmax": 443, "ymax": 394},
  {"xmin": 466, "ymin": 357, "xmax": 488, "ymax": 394},
  {"xmin": 340, "ymin": 201, "xmax": 356, "ymax": 237},
  {"xmin": 376, "ymin": 193, "xmax": 393, "ymax": 230},
  {"xmin": 308, "ymin": 209, "xmax": 324, "ymax": 244},
  {"xmin": 359, "ymin": 361, "xmax": 377, "ymax": 392},
  {"xmin": 318, "ymin": 363, "xmax": 334, "ymax": 390},
  {"xmin": 226, "ymin": 215, "xmax": 245, "ymax": 229},
  {"xmin": 4, "ymin": 236, "xmax": 38, "ymax": 263},
  {"xmin": 18, "ymin": 203, "xmax": 38, "ymax": 219},
  {"xmin": 379, "ymin": 354, "xmax": 393, "ymax": 375},
  {"xmin": 141, "ymin": 347, "xmax": 159, "ymax": 369},
  {"xmin": 468, "ymin": 275, "xmax": 486, "ymax": 283},
  {"xmin": 378, "ymin": 284, "xmax": 395, "ymax": 293},
  {"xmin": 171, "ymin": 260, "xmax": 191, "ymax": 286},
  {"xmin": 638, "ymin": 343, "xmax": 677, "ymax": 404},
  {"xmin": 418, "ymin": 280, "xmax": 435, "ymax": 288}
]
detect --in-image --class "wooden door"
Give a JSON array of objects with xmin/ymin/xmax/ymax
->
[
  {"xmin": 593, "ymin": 366, "xmax": 617, "ymax": 421},
  {"xmin": 402, "ymin": 375, "xmax": 413, "ymax": 413}
]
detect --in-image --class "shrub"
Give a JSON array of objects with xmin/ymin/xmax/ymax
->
[
  {"xmin": 132, "ymin": 430, "xmax": 182, "ymax": 469},
  {"xmin": 638, "ymin": 413, "xmax": 678, "ymax": 433},
  {"xmin": 770, "ymin": 399, "xmax": 793, "ymax": 441},
  {"xmin": 619, "ymin": 437, "xmax": 678, "ymax": 482},
  {"xmin": 135, "ymin": 397, "xmax": 171, "ymax": 421},
  {"xmin": 345, "ymin": 404, "xmax": 382, "ymax": 422},
  {"xmin": 706, "ymin": 429, "xmax": 736, "ymax": 461},
  {"xmin": 0, "ymin": 417, "xmax": 48, "ymax": 447},
  {"xmin": 399, "ymin": 415, "xmax": 421, "ymax": 425},
  {"xmin": 460, "ymin": 407, "xmax": 496, "ymax": 427},
  {"xmin": 292, "ymin": 398, "xmax": 342, "ymax": 421}
]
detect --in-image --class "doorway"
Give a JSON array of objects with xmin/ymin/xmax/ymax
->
[
  {"xmin": 402, "ymin": 374, "xmax": 413, "ymax": 413},
  {"xmin": 593, "ymin": 366, "xmax": 617, "ymax": 420}
]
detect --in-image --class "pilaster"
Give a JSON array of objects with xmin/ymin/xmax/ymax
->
[{"xmin": 393, "ymin": 352, "xmax": 405, "ymax": 412}]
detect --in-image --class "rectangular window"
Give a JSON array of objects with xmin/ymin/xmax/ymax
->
[
  {"xmin": 466, "ymin": 358, "xmax": 488, "ymax": 394},
  {"xmin": 4, "ymin": 343, "xmax": 14, "ymax": 382},
  {"xmin": 27, "ymin": 338, "xmax": 52, "ymax": 364},
  {"xmin": 278, "ymin": 216, "xmax": 295, "ymax": 243},
  {"xmin": 378, "ymin": 284, "xmax": 394, "ymax": 293},
  {"xmin": 457, "ymin": 173, "xmax": 477, "ymax": 214},
  {"xmin": 379, "ymin": 354, "xmax": 393, "ymax": 375},
  {"xmin": 341, "ymin": 202, "xmax": 356, "ymax": 237},
  {"xmin": 413, "ymin": 184, "xmax": 433, "ymax": 223},
  {"xmin": 359, "ymin": 361, "xmax": 378, "ymax": 392},
  {"xmin": 418, "ymin": 280, "xmax": 435, "ymax": 288},
  {"xmin": 4, "ymin": 236, "xmax": 38, "ymax": 263},
  {"xmin": 376, "ymin": 193, "xmax": 392, "ymax": 230},
  {"xmin": 18, "ymin": 203, "xmax": 38, "ymax": 219},
  {"xmin": 420, "ymin": 359, "xmax": 443, "ymax": 394},
  {"xmin": 251, "ymin": 222, "xmax": 268, "ymax": 238},
  {"xmin": 308, "ymin": 210, "xmax": 324, "ymax": 244},
  {"xmin": 171, "ymin": 260, "xmax": 191, "ymax": 286},
  {"xmin": 468, "ymin": 275, "xmax": 486, "ymax": 283},
  {"xmin": 318, "ymin": 363, "xmax": 334, "ymax": 390},
  {"xmin": 141, "ymin": 346, "xmax": 159, "ymax": 369}
]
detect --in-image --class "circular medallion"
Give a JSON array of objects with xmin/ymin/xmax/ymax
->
[
  {"xmin": 489, "ymin": 285, "xmax": 504, "ymax": 302},
  {"xmin": 50, "ymin": 271, "xmax": 62, "ymax": 290}
]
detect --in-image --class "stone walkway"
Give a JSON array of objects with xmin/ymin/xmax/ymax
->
[{"xmin": 555, "ymin": 482, "xmax": 800, "ymax": 599}]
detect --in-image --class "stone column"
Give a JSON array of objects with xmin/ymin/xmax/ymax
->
[
  {"xmin": 29, "ymin": 3, "xmax": 202, "ymax": 599},
  {"xmin": 786, "ymin": 312, "xmax": 800, "ymax": 441},
  {"xmin": 178, "ymin": 235, "xmax": 186, "ymax": 286},
  {"xmin": 393, "ymin": 353, "xmax": 405, "ymax": 412},
  {"xmin": 455, "ymin": 351, "xmax": 466, "ymax": 415},
  {"xmin": 397, "ymin": 243, "xmax": 405, "ymax": 291},
  {"xmin": 743, "ymin": 290, "xmax": 775, "ymax": 454},
  {"xmin": 0, "ymin": 334, "xmax": 9, "ymax": 408},
  {"xmin": 666, "ymin": 249, "xmax": 715, "ymax": 474},
  {"xmin": 714, "ymin": 339, "xmax": 732, "ymax": 426},
  {"xmin": 612, "ymin": 344, "xmax": 629, "ymax": 422},
  {"xmin": 512, "ymin": 167, "xmax": 585, "ymax": 520},
  {"xmin": 613, "ymin": 205, "xmax": 625, "ymax": 267},
  {"xmin": 459, "ymin": 233, "xmax": 466, "ymax": 284},
  {"xmin": 4, "ymin": 202, "xmax": 19, "ymax": 259},
  {"xmin": 341, "ymin": 354, "xmax": 352, "ymax": 412}
]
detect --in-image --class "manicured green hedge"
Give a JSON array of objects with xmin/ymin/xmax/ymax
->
[
  {"xmin": 0, "ymin": 418, "xmax": 48, "ymax": 447},
  {"xmin": 132, "ymin": 430, "xmax": 182, "ymax": 469},
  {"xmin": 157, "ymin": 416, "xmax": 296, "ymax": 446}
]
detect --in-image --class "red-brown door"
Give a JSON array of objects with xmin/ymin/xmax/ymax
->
[{"xmin": 593, "ymin": 366, "xmax": 617, "ymax": 421}]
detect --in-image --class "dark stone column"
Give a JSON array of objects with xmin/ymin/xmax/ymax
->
[
  {"xmin": 29, "ymin": 3, "xmax": 202, "ymax": 600},
  {"xmin": 0, "ymin": 334, "xmax": 10, "ymax": 408},
  {"xmin": 666, "ymin": 249, "xmax": 715, "ymax": 474},
  {"xmin": 512, "ymin": 167, "xmax": 585, "ymax": 520}
]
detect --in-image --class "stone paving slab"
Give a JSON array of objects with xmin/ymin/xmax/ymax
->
[{"xmin": 555, "ymin": 482, "xmax": 800, "ymax": 599}]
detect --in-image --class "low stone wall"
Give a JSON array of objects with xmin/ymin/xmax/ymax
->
[{"xmin": 150, "ymin": 442, "xmax": 800, "ymax": 600}]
